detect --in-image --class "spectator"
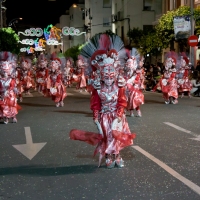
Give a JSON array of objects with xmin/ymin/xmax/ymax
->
[
  {"xmin": 195, "ymin": 60, "xmax": 200, "ymax": 74},
  {"xmin": 190, "ymin": 71, "xmax": 200, "ymax": 96}
]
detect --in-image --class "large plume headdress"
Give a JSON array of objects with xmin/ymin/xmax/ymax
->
[
  {"xmin": 164, "ymin": 51, "xmax": 178, "ymax": 66},
  {"xmin": 80, "ymin": 33, "xmax": 125, "ymax": 73},
  {"xmin": 0, "ymin": 51, "xmax": 17, "ymax": 75}
]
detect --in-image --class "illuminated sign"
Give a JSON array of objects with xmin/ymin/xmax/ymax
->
[
  {"xmin": 18, "ymin": 28, "xmax": 43, "ymax": 37},
  {"xmin": 19, "ymin": 39, "xmax": 35, "ymax": 45},
  {"xmin": 44, "ymin": 24, "xmax": 62, "ymax": 45},
  {"xmin": 20, "ymin": 46, "xmax": 45, "ymax": 54},
  {"xmin": 62, "ymin": 26, "xmax": 86, "ymax": 36}
]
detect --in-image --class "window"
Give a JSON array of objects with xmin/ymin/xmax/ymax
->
[
  {"xmin": 143, "ymin": 0, "xmax": 152, "ymax": 11},
  {"xmin": 103, "ymin": 18, "xmax": 111, "ymax": 27},
  {"xmin": 103, "ymin": 0, "xmax": 111, "ymax": 8},
  {"xmin": 82, "ymin": 12, "xmax": 85, "ymax": 20}
]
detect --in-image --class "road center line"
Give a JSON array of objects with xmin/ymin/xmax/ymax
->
[
  {"xmin": 163, "ymin": 122, "xmax": 199, "ymax": 138},
  {"xmin": 132, "ymin": 145, "xmax": 200, "ymax": 196}
]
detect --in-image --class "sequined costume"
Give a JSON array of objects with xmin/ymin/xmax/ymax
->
[
  {"xmin": 159, "ymin": 52, "xmax": 179, "ymax": 104},
  {"xmin": 177, "ymin": 55, "xmax": 192, "ymax": 98},
  {"xmin": 62, "ymin": 58, "xmax": 73, "ymax": 88},
  {"xmin": 76, "ymin": 56, "xmax": 87, "ymax": 92},
  {"xmin": 0, "ymin": 51, "xmax": 20, "ymax": 124},
  {"xmin": 20, "ymin": 57, "xmax": 33, "ymax": 96},
  {"xmin": 125, "ymin": 48, "xmax": 144, "ymax": 117},
  {"xmin": 70, "ymin": 34, "xmax": 136, "ymax": 168},
  {"xmin": 49, "ymin": 56, "xmax": 67, "ymax": 107},
  {"xmin": 36, "ymin": 54, "xmax": 50, "ymax": 96}
]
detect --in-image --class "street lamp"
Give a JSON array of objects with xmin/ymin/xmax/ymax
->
[
  {"xmin": 8, "ymin": 17, "xmax": 23, "ymax": 27},
  {"xmin": 0, "ymin": 0, "xmax": 6, "ymax": 28}
]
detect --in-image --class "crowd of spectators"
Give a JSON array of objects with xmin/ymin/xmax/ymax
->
[
  {"xmin": 143, "ymin": 60, "xmax": 200, "ymax": 96},
  {"xmin": 144, "ymin": 61, "xmax": 163, "ymax": 91}
]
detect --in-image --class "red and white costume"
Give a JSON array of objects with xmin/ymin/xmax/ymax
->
[
  {"xmin": 49, "ymin": 56, "xmax": 67, "ymax": 107},
  {"xmin": 70, "ymin": 34, "xmax": 136, "ymax": 168},
  {"xmin": 62, "ymin": 58, "xmax": 73, "ymax": 88},
  {"xmin": 76, "ymin": 56, "xmax": 87, "ymax": 92},
  {"xmin": 177, "ymin": 55, "xmax": 192, "ymax": 98},
  {"xmin": 159, "ymin": 52, "xmax": 179, "ymax": 104},
  {"xmin": 19, "ymin": 57, "xmax": 34, "ymax": 100},
  {"xmin": 125, "ymin": 48, "xmax": 144, "ymax": 117},
  {"xmin": 36, "ymin": 54, "xmax": 50, "ymax": 96},
  {"xmin": 0, "ymin": 51, "xmax": 20, "ymax": 124}
]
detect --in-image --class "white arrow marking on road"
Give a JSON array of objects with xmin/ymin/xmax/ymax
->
[
  {"xmin": 132, "ymin": 146, "xmax": 200, "ymax": 196},
  {"xmin": 12, "ymin": 127, "xmax": 47, "ymax": 160},
  {"xmin": 164, "ymin": 122, "xmax": 200, "ymax": 141}
]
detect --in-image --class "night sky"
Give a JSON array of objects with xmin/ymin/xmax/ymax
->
[{"xmin": 5, "ymin": 0, "xmax": 78, "ymax": 28}]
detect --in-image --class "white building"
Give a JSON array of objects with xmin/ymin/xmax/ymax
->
[
  {"xmin": 111, "ymin": 0, "xmax": 162, "ymax": 46},
  {"xmin": 60, "ymin": 14, "xmax": 70, "ymax": 53},
  {"xmin": 84, "ymin": 0, "xmax": 112, "ymax": 38},
  {"xmin": 69, "ymin": 3, "xmax": 85, "ymax": 46}
]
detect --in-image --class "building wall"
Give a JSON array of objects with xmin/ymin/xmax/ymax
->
[
  {"xmin": 69, "ymin": 3, "xmax": 85, "ymax": 47},
  {"xmin": 59, "ymin": 15, "xmax": 70, "ymax": 53},
  {"xmin": 88, "ymin": 0, "xmax": 112, "ymax": 36},
  {"xmin": 112, "ymin": 0, "xmax": 162, "ymax": 45}
]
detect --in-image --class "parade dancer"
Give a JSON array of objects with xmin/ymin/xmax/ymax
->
[
  {"xmin": 125, "ymin": 48, "xmax": 144, "ymax": 117},
  {"xmin": 62, "ymin": 57, "xmax": 73, "ymax": 88},
  {"xmin": 15, "ymin": 62, "xmax": 24, "ymax": 102},
  {"xmin": 36, "ymin": 54, "xmax": 49, "ymax": 96},
  {"xmin": 20, "ymin": 57, "xmax": 33, "ymax": 96},
  {"xmin": 76, "ymin": 55, "xmax": 87, "ymax": 92},
  {"xmin": 49, "ymin": 55, "xmax": 67, "ymax": 107},
  {"xmin": 0, "ymin": 51, "xmax": 20, "ymax": 124},
  {"xmin": 159, "ymin": 51, "xmax": 179, "ymax": 104},
  {"xmin": 177, "ymin": 54, "xmax": 192, "ymax": 98},
  {"xmin": 70, "ymin": 34, "xmax": 136, "ymax": 168}
]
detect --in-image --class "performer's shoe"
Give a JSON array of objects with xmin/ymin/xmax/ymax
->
[
  {"xmin": 136, "ymin": 110, "xmax": 142, "ymax": 117},
  {"xmin": 165, "ymin": 100, "xmax": 170, "ymax": 104},
  {"xmin": 12, "ymin": 117, "xmax": 17, "ymax": 123},
  {"xmin": 115, "ymin": 157, "xmax": 124, "ymax": 168},
  {"xmin": 56, "ymin": 103, "xmax": 60, "ymax": 107},
  {"xmin": 4, "ymin": 118, "xmax": 9, "ymax": 124},
  {"xmin": 19, "ymin": 97, "xmax": 23, "ymax": 102},
  {"xmin": 181, "ymin": 93, "xmax": 184, "ymax": 98},
  {"xmin": 106, "ymin": 155, "xmax": 115, "ymax": 169},
  {"xmin": 106, "ymin": 158, "xmax": 115, "ymax": 169},
  {"xmin": 130, "ymin": 110, "xmax": 134, "ymax": 117},
  {"xmin": 172, "ymin": 99, "xmax": 178, "ymax": 104},
  {"xmin": 188, "ymin": 94, "xmax": 191, "ymax": 98},
  {"xmin": 60, "ymin": 101, "xmax": 64, "ymax": 107}
]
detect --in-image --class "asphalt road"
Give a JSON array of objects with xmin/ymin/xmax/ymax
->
[{"xmin": 0, "ymin": 87, "xmax": 200, "ymax": 200}]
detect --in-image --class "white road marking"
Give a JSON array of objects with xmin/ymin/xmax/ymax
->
[
  {"xmin": 164, "ymin": 122, "xmax": 200, "ymax": 141},
  {"xmin": 132, "ymin": 145, "xmax": 200, "ymax": 196},
  {"xmin": 13, "ymin": 127, "xmax": 47, "ymax": 160}
]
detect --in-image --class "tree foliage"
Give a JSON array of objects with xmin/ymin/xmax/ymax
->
[
  {"xmin": 127, "ymin": 27, "xmax": 162, "ymax": 59},
  {"xmin": 155, "ymin": 6, "xmax": 200, "ymax": 51},
  {"xmin": 127, "ymin": 27, "xmax": 143, "ymax": 48},
  {"xmin": 0, "ymin": 27, "xmax": 20, "ymax": 54},
  {"xmin": 64, "ymin": 44, "xmax": 82, "ymax": 61}
]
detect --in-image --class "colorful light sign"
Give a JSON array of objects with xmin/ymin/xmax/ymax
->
[
  {"xmin": 19, "ymin": 39, "xmax": 35, "ymax": 45},
  {"xmin": 18, "ymin": 28, "xmax": 43, "ymax": 37},
  {"xmin": 62, "ymin": 26, "xmax": 86, "ymax": 36},
  {"xmin": 44, "ymin": 24, "xmax": 62, "ymax": 46}
]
